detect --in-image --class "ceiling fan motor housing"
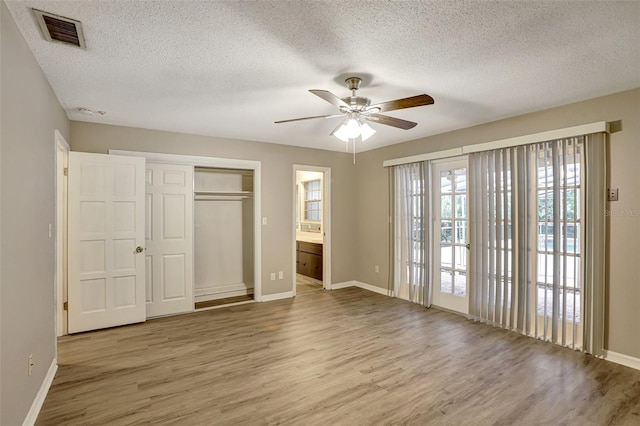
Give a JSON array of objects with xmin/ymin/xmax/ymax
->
[
  {"xmin": 341, "ymin": 96, "xmax": 371, "ymax": 112},
  {"xmin": 340, "ymin": 77, "xmax": 372, "ymax": 112}
]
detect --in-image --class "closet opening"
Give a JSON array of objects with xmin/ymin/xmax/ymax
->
[
  {"xmin": 194, "ymin": 167, "xmax": 255, "ymax": 309},
  {"xmin": 293, "ymin": 165, "xmax": 331, "ymax": 296}
]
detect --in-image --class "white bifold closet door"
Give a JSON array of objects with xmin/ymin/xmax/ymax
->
[
  {"xmin": 145, "ymin": 163, "xmax": 194, "ymax": 317},
  {"xmin": 67, "ymin": 152, "xmax": 146, "ymax": 333}
]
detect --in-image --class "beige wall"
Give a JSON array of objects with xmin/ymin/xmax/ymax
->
[
  {"xmin": 355, "ymin": 88, "xmax": 640, "ymax": 359},
  {"xmin": 1, "ymin": 2, "xmax": 71, "ymax": 424},
  {"xmin": 70, "ymin": 122, "xmax": 357, "ymax": 294}
]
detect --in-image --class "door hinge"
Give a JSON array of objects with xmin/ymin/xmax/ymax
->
[
  {"xmin": 63, "ymin": 167, "xmax": 68, "ymax": 176},
  {"xmin": 63, "ymin": 301, "xmax": 68, "ymax": 311}
]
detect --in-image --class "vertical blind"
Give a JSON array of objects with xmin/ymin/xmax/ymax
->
[
  {"xmin": 390, "ymin": 162, "xmax": 431, "ymax": 305},
  {"xmin": 391, "ymin": 132, "xmax": 606, "ymax": 356},
  {"xmin": 467, "ymin": 134, "xmax": 606, "ymax": 355}
]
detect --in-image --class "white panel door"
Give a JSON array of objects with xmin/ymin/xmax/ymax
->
[
  {"xmin": 145, "ymin": 163, "xmax": 194, "ymax": 317},
  {"xmin": 68, "ymin": 152, "xmax": 146, "ymax": 333}
]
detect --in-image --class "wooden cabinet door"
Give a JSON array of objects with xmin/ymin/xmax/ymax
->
[
  {"xmin": 299, "ymin": 251, "xmax": 312, "ymax": 277},
  {"xmin": 309, "ymin": 253, "xmax": 323, "ymax": 280}
]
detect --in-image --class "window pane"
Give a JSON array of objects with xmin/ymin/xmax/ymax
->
[
  {"xmin": 440, "ymin": 245, "xmax": 452, "ymax": 268},
  {"xmin": 440, "ymin": 269, "xmax": 453, "ymax": 293},
  {"xmin": 454, "ymin": 169, "xmax": 466, "ymax": 192},
  {"xmin": 455, "ymin": 194, "xmax": 466, "ymax": 218},
  {"xmin": 441, "ymin": 196, "xmax": 452, "ymax": 219},
  {"xmin": 454, "ymin": 246, "xmax": 467, "ymax": 270},
  {"xmin": 440, "ymin": 171, "xmax": 452, "ymax": 193},
  {"xmin": 454, "ymin": 220, "xmax": 467, "ymax": 244},
  {"xmin": 454, "ymin": 271, "xmax": 466, "ymax": 296},
  {"xmin": 440, "ymin": 221, "xmax": 452, "ymax": 243}
]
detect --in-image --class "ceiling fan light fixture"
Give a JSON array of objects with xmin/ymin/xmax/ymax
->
[
  {"xmin": 332, "ymin": 122, "xmax": 351, "ymax": 142},
  {"xmin": 333, "ymin": 117, "xmax": 375, "ymax": 142},
  {"xmin": 359, "ymin": 122, "xmax": 376, "ymax": 141},
  {"xmin": 344, "ymin": 118, "xmax": 361, "ymax": 138}
]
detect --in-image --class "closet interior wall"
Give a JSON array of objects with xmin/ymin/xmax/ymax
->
[{"xmin": 194, "ymin": 167, "xmax": 254, "ymax": 303}]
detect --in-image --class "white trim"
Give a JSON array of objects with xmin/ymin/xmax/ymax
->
[
  {"xmin": 54, "ymin": 130, "xmax": 70, "ymax": 342},
  {"xmin": 109, "ymin": 150, "xmax": 261, "ymax": 169},
  {"xmin": 108, "ymin": 150, "xmax": 263, "ymax": 302},
  {"xmin": 261, "ymin": 291, "xmax": 294, "ymax": 302},
  {"xmin": 332, "ymin": 280, "xmax": 394, "ymax": 297},
  {"xmin": 463, "ymin": 121, "xmax": 609, "ymax": 154},
  {"xmin": 384, "ymin": 121, "xmax": 609, "ymax": 167},
  {"xmin": 383, "ymin": 148, "xmax": 463, "ymax": 167},
  {"xmin": 22, "ymin": 358, "xmax": 57, "ymax": 426},
  {"xmin": 331, "ymin": 280, "xmax": 357, "ymax": 290},
  {"xmin": 292, "ymin": 165, "xmax": 332, "ymax": 294},
  {"xmin": 604, "ymin": 350, "xmax": 640, "ymax": 371}
]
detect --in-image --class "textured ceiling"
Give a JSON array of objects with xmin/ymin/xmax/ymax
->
[{"xmin": 6, "ymin": 1, "xmax": 640, "ymax": 152}]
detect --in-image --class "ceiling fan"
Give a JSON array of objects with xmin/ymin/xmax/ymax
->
[{"xmin": 275, "ymin": 77, "xmax": 434, "ymax": 160}]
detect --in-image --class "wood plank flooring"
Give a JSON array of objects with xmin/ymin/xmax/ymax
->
[
  {"xmin": 37, "ymin": 287, "xmax": 640, "ymax": 425},
  {"xmin": 296, "ymin": 273, "xmax": 323, "ymax": 295}
]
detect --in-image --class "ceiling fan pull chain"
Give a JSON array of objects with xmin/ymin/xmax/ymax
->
[{"xmin": 353, "ymin": 137, "xmax": 356, "ymax": 164}]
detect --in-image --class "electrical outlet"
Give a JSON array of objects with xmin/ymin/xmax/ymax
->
[
  {"xmin": 28, "ymin": 354, "xmax": 34, "ymax": 376},
  {"xmin": 608, "ymin": 188, "xmax": 619, "ymax": 201},
  {"xmin": 262, "ymin": 217, "xmax": 268, "ymax": 225},
  {"xmin": 278, "ymin": 271, "xmax": 284, "ymax": 279},
  {"xmin": 375, "ymin": 265, "xmax": 380, "ymax": 273},
  {"xmin": 270, "ymin": 272, "xmax": 276, "ymax": 281}
]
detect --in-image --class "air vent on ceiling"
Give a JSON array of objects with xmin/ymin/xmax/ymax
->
[{"xmin": 32, "ymin": 9, "xmax": 86, "ymax": 49}]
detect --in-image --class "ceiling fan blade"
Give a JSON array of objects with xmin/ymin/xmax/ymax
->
[
  {"xmin": 274, "ymin": 114, "xmax": 343, "ymax": 124},
  {"xmin": 366, "ymin": 113, "xmax": 418, "ymax": 130},
  {"xmin": 367, "ymin": 94, "xmax": 434, "ymax": 113},
  {"xmin": 309, "ymin": 90, "xmax": 351, "ymax": 110}
]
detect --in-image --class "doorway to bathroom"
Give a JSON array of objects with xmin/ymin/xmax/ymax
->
[{"xmin": 292, "ymin": 165, "xmax": 331, "ymax": 295}]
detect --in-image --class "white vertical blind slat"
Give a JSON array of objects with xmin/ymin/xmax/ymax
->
[{"xmin": 468, "ymin": 134, "xmax": 605, "ymax": 355}]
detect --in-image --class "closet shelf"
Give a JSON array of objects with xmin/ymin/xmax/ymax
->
[{"xmin": 194, "ymin": 190, "xmax": 253, "ymax": 196}]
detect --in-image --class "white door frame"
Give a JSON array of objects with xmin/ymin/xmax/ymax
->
[
  {"xmin": 110, "ymin": 150, "xmax": 263, "ymax": 301},
  {"xmin": 292, "ymin": 164, "xmax": 331, "ymax": 295},
  {"xmin": 55, "ymin": 130, "xmax": 69, "ymax": 336},
  {"xmin": 431, "ymin": 156, "xmax": 470, "ymax": 314}
]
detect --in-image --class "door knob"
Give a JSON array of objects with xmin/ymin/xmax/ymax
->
[{"xmin": 135, "ymin": 246, "xmax": 144, "ymax": 253}]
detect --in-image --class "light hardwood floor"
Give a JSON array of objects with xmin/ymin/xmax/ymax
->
[
  {"xmin": 296, "ymin": 273, "xmax": 323, "ymax": 294},
  {"xmin": 38, "ymin": 287, "xmax": 640, "ymax": 425}
]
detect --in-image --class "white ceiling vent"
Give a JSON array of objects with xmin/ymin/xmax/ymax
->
[{"xmin": 32, "ymin": 9, "xmax": 86, "ymax": 49}]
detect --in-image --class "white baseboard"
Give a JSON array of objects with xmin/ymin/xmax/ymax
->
[
  {"xmin": 331, "ymin": 280, "xmax": 394, "ymax": 297},
  {"xmin": 23, "ymin": 358, "xmax": 57, "ymax": 426},
  {"xmin": 604, "ymin": 350, "xmax": 640, "ymax": 371},
  {"xmin": 261, "ymin": 291, "xmax": 294, "ymax": 302},
  {"xmin": 331, "ymin": 280, "xmax": 358, "ymax": 290}
]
